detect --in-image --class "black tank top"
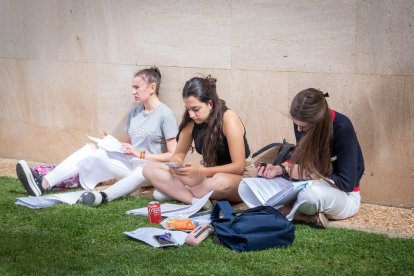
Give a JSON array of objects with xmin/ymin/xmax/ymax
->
[{"xmin": 192, "ymin": 123, "xmax": 250, "ymax": 166}]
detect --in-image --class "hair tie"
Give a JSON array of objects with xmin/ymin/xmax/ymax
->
[{"xmin": 323, "ymin": 92, "xmax": 329, "ymax": 98}]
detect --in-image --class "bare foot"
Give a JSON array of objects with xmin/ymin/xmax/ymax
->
[
  {"xmin": 293, "ymin": 212, "xmax": 329, "ymax": 229},
  {"xmin": 277, "ymin": 205, "xmax": 292, "ymax": 216}
]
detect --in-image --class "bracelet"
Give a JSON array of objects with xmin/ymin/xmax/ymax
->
[
  {"xmin": 279, "ymin": 164, "xmax": 287, "ymax": 175},
  {"xmin": 140, "ymin": 151, "xmax": 146, "ymax": 159}
]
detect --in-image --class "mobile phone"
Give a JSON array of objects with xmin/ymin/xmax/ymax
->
[
  {"xmin": 165, "ymin": 162, "xmax": 184, "ymax": 168},
  {"xmin": 153, "ymin": 234, "xmax": 178, "ymax": 247}
]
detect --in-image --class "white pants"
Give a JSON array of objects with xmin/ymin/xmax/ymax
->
[
  {"xmin": 44, "ymin": 144, "xmax": 146, "ymax": 201},
  {"xmin": 286, "ymin": 180, "xmax": 361, "ymax": 221}
]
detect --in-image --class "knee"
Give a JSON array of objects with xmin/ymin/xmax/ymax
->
[
  {"xmin": 209, "ymin": 173, "xmax": 233, "ymax": 193},
  {"xmin": 297, "ymin": 183, "xmax": 326, "ymax": 206},
  {"xmin": 142, "ymin": 163, "xmax": 160, "ymax": 180}
]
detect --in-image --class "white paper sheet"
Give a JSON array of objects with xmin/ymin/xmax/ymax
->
[
  {"xmin": 127, "ymin": 190, "xmax": 214, "ymax": 218},
  {"xmin": 124, "ymin": 227, "xmax": 188, "ymax": 247},
  {"xmin": 15, "ymin": 191, "xmax": 85, "ymax": 209},
  {"xmin": 87, "ymin": 135, "xmax": 124, "ymax": 153}
]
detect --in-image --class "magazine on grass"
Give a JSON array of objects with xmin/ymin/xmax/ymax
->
[{"xmin": 238, "ymin": 177, "xmax": 308, "ymax": 208}]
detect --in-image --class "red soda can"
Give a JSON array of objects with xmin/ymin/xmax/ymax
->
[{"xmin": 148, "ymin": 201, "xmax": 161, "ymax": 224}]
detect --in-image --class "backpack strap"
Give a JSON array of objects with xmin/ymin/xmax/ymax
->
[
  {"xmin": 251, "ymin": 142, "xmax": 283, "ymax": 159},
  {"xmin": 272, "ymin": 139, "xmax": 295, "ymax": 165},
  {"xmin": 210, "ymin": 201, "xmax": 235, "ymax": 220}
]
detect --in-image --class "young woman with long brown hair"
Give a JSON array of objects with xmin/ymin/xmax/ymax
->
[
  {"xmin": 257, "ymin": 88, "xmax": 365, "ymax": 228},
  {"xmin": 143, "ymin": 75, "xmax": 255, "ymax": 204}
]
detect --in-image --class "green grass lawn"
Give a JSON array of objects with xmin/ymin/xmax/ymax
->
[{"xmin": 1, "ymin": 176, "xmax": 413, "ymax": 275}]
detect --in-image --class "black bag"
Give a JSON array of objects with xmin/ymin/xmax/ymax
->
[
  {"xmin": 251, "ymin": 139, "xmax": 295, "ymax": 167},
  {"xmin": 210, "ymin": 201, "xmax": 295, "ymax": 252}
]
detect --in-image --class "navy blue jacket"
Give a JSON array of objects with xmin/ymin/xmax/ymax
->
[{"xmin": 294, "ymin": 111, "xmax": 365, "ymax": 192}]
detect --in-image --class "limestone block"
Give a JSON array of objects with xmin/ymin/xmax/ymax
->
[
  {"xmin": 94, "ymin": 64, "xmax": 138, "ymax": 137},
  {"xmin": 0, "ymin": 0, "xmax": 136, "ymax": 64},
  {"xmin": 134, "ymin": 1, "xmax": 232, "ymax": 68},
  {"xmin": 0, "ymin": 0, "xmax": 26, "ymax": 58},
  {"xmin": 287, "ymin": 72, "xmax": 358, "ymax": 117},
  {"xmin": 0, "ymin": 119, "xmax": 88, "ymax": 164},
  {"xmin": 232, "ymin": 0, "xmax": 356, "ymax": 73},
  {"xmin": 356, "ymin": 0, "xmax": 414, "ymax": 76},
  {"xmin": 225, "ymin": 70, "xmax": 293, "ymax": 151},
  {"xmin": 0, "ymin": 59, "xmax": 97, "ymax": 131},
  {"xmin": 353, "ymin": 74, "xmax": 414, "ymax": 177},
  {"xmin": 353, "ymin": 74, "xmax": 414, "ymax": 207}
]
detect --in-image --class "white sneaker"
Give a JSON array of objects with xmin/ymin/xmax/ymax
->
[
  {"xmin": 77, "ymin": 191, "xmax": 104, "ymax": 207},
  {"xmin": 153, "ymin": 190, "xmax": 172, "ymax": 201}
]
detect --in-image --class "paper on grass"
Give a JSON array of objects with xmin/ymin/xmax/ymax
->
[
  {"xmin": 124, "ymin": 227, "xmax": 188, "ymax": 248},
  {"xmin": 15, "ymin": 191, "xmax": 85, "ymax": 209},
  {"xmin": 127, "ymin": 190, "xmax": 214, "ymax": 218},
  {"xmin": 238, "ymin": 177, "xmax": 308, "ymax": 208}
]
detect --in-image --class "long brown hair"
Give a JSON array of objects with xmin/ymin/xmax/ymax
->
[
  {"xmin": 289, "ymin": 88, "xmax": 332, "ymax": 181},
  {"xmin": 178, "ymin": 75, "xmax": 228, "ymax": 167}
]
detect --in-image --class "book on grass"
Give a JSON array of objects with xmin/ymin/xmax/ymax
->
[{"xmin": 238, "ymin": 177, "xmax": 308, "ymax": 208}]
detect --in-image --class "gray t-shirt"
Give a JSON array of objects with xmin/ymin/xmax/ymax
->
[{"xmin": 124, "ymin": 102, "xmax": 178, "ymax": 154}]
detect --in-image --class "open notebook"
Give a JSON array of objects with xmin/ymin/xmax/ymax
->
[{"xmin": 238, "ymin": 177, "xmax": 308, "ymax": 208}]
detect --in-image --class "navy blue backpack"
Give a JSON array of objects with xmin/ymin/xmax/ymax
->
[{"xmin": 210, "ymin": 201, "xmax": 295, "ymax": 252}]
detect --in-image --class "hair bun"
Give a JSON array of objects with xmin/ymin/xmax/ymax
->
[
  {"xmin": 150, "ymin": 66, "xmax": 161, "ymax": 78},
  {"xmin": 205, "ymin": 75, "xmax": 217, "ymax": 88}
]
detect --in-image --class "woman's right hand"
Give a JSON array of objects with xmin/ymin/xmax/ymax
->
[{"xmin": 256, "ymin": 163, "xmax": 281, "ymax": 179}]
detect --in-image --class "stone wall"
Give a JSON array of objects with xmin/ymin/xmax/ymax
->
[{"xmin": 1, "ymin": 0, "xmax": 413, "ymax": 207}]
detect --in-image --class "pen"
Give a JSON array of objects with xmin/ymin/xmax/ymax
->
[
  {"xmin": 194, "ymin": 225, "xmax": 211, "ymax": 238},
  {"xmin": 160, "ymin": 232, "xmax": 176, "ymax": 243}
]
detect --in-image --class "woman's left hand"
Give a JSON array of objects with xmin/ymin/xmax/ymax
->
[
  {"xmin": 170, "ymin": 164, "xmax": 200, "ymax": 178},
  {"xmin": 121, "ymin": 143, "xmax": 140, "ymax": 157}
]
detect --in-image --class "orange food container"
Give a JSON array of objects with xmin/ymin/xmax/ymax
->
[{"xmin": 166, "ymin": 218, "xmax": 196, "ymax": 231}]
